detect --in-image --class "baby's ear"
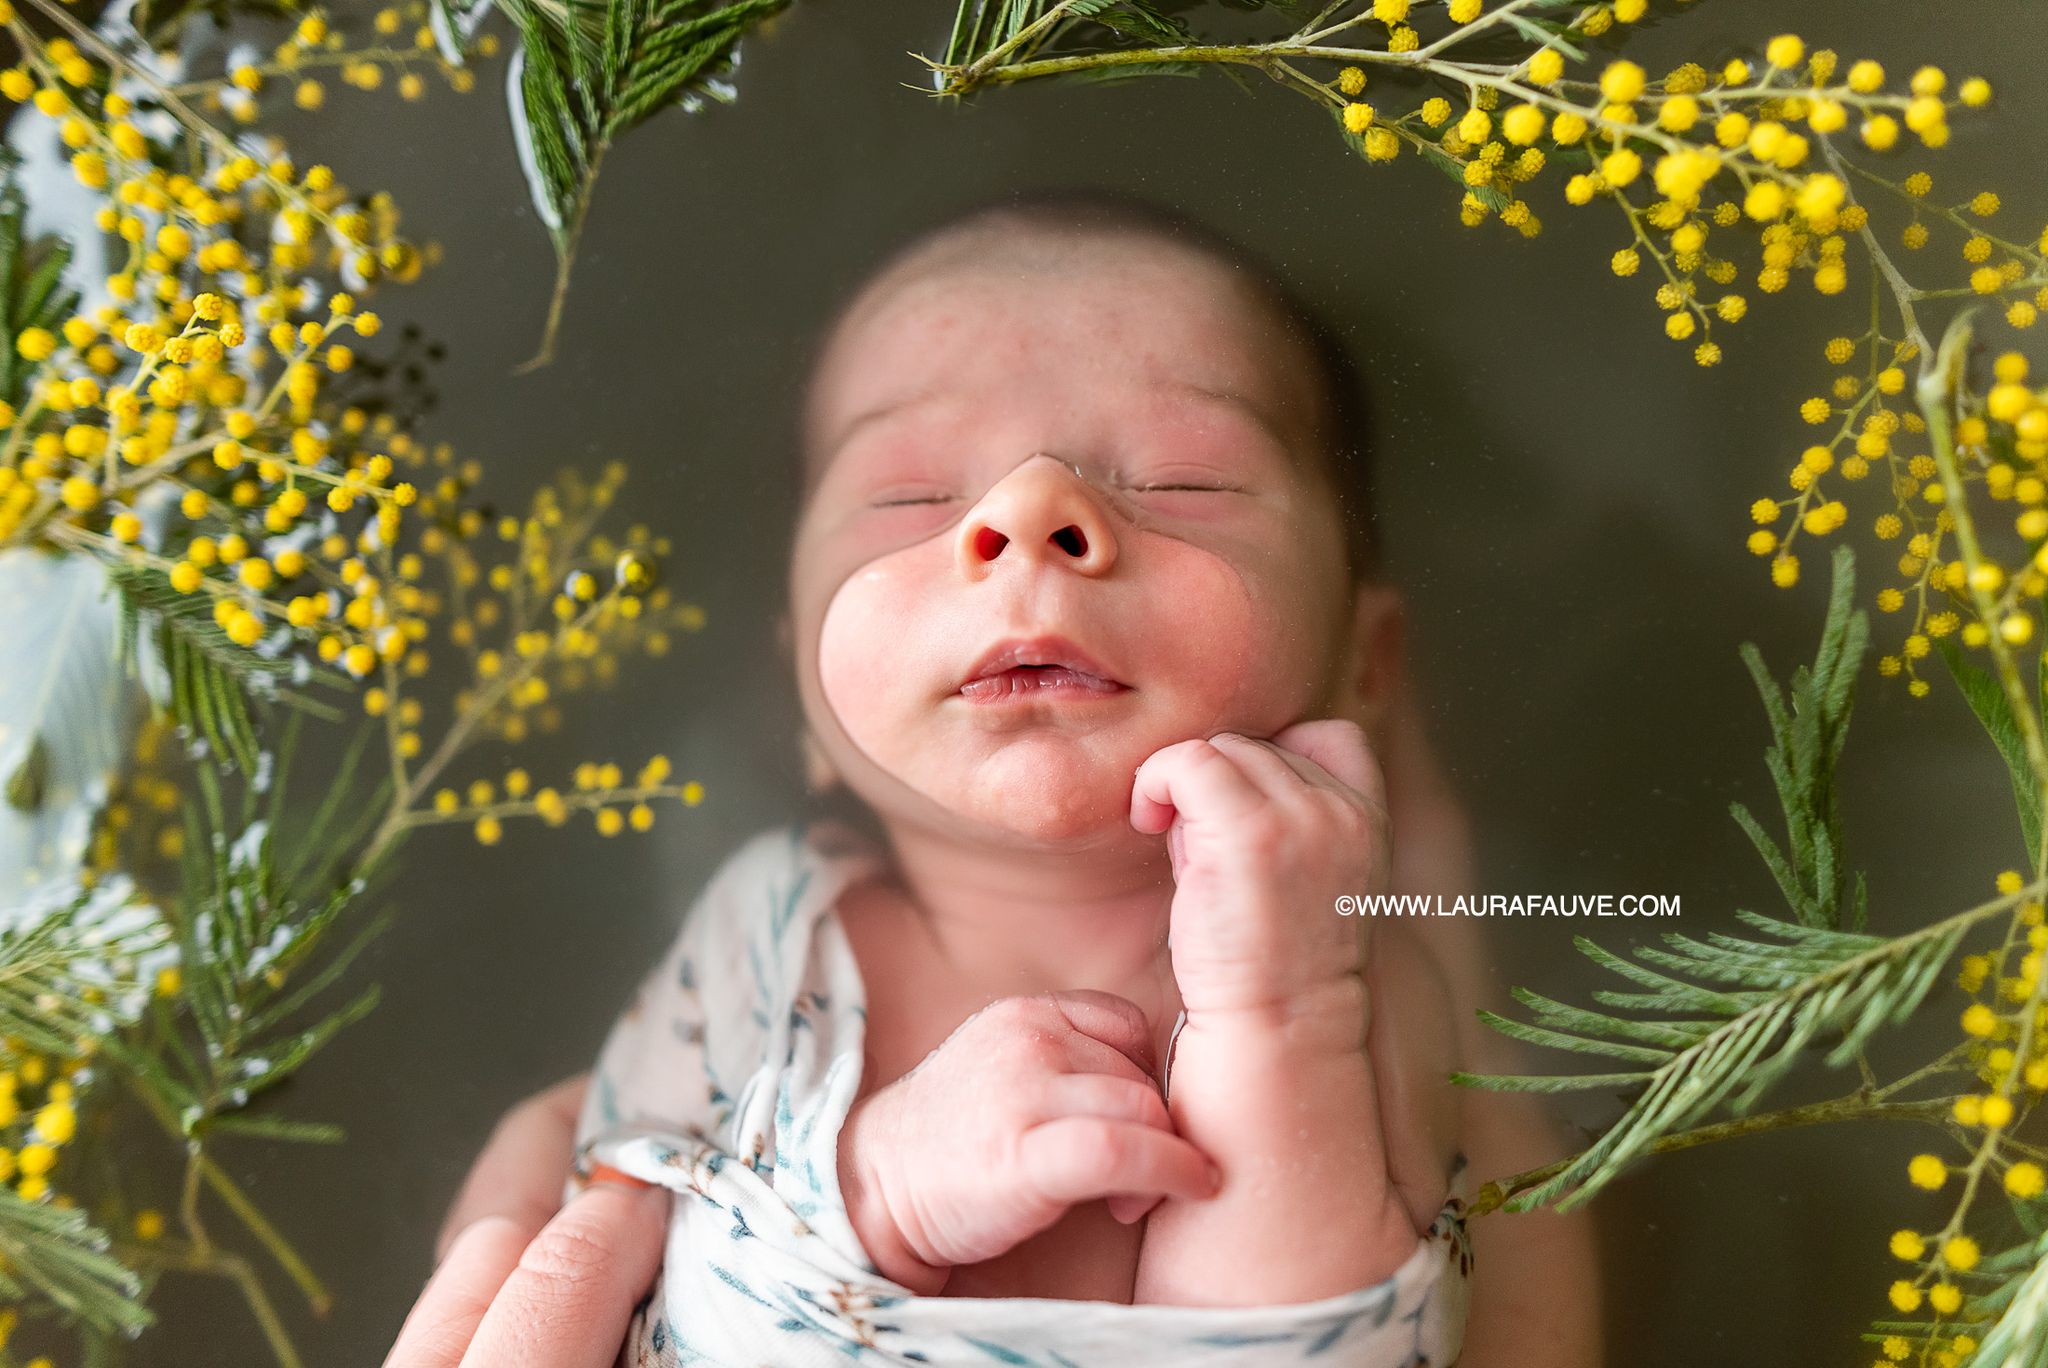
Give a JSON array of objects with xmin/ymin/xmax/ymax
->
[
  {"xmin": 1344, "ymin": 581, "xmax": 1407, "ymax": 740},
  {"xmin": 800, "ymin": 724, "xmax": 843, "ymax": 796}
]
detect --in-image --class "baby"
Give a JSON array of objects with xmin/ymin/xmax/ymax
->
[{"xmin": 549, "ymin": 187, "xmax": 1603, "ymax": 1366}]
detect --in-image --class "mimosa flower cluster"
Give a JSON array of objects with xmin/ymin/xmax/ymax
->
[
  {"xmin": 1754, "ymin": 340, "xmax": 2048, "ymax": 702},
  {"xmin": 0, "ymin": 1, "xmax": 705, "ymax": 1360},
  {"xmin": 162, "ymin": 3, "xmax": 497, "ymax": 122},
  {"xmin": 1876, "ymin": 870, "xmax": 2048, "ymax": 1365},
  {"xmin": 928, "ymin": 7, "xmax": 2048, "ymax": 1364}
]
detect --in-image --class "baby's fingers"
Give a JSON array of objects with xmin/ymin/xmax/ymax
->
[
  {"xmin": 1039, "ymin": 989, "xmax": 1158, "ymax": 1076},
  {"xmin": 1030, "ymin": 1076, "xmax": 1178, "ymax": 1227},
  {"xmin": 1106, "ymin": 1194, "xmax": 1161, "ymax": 1225},
  {"xmin": 1035, "ymin": 1071, "xmax": 1173, "ymax": 1133},
  {"xmin": 1017, "ymin": 1117, "xmax": 1222, "ymax": 1212}
]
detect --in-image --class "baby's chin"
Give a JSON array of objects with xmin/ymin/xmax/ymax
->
[{"xmin": 895, "ymin": 738, "xmax": 1149, "ymax": 847}]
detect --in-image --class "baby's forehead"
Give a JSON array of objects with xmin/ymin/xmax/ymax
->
[{"xmin": 799, "ymin": 230, "xmax": 1321, "ymax": 494}]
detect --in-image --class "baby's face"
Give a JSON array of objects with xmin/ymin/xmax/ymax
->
[{"xmin": 787, "ymin": 232, "xmax": 1366, "ymax": 848}]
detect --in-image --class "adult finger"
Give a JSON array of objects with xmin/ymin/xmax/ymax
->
[
  {"xmin": 435, "ymin": 1073, "xmax": 591, "ymax": 1263},
  {"xmin": 457, "ymin": 1177, "xmax": 672, "ymax": 1368},
  {"xmin": 383, "ymin": 1216, "xmax": 531, "ymax": 1368}
]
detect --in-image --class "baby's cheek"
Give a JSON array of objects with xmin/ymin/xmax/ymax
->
[
  {"xmin": 819, "ymin": 563, "xmax": 914, "ymax": 746},
  {"xmin": 817, "ymin": 545, "xmax": 961, "ymax": 759},
  {"xmin": 1130, "ymin": 538, "xmax": 1294, "ymax": 737}
]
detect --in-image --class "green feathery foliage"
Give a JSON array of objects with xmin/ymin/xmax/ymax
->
[
  {"xmin": 0, "ymin": 882, "xmax": 164, "ymax": 1335},
  {"xmin": 1935, "ymin": 632, "xmax": 2046, "ymax": 866},
  {"xmin": 938, "ymin": 0, "xmax": 1293, "ymax": 83},
  {"xmin": 0, "ymin": 1185, "xmax": 150, "ymax": 1339},
  {"xmin": 943, "ymin": 0, "xmax": 1192, "ymax": 66},
  {"xmin": 0, "ymin": 147, "xmax": 82, "ymax": 413},
  {"xmin": 1453, "ymin": 545, "xmax": 1976, "ymax": 1213},
  {"xmin": 1729, "ymin": 537, "xmax": 1870, "ymax": 932},
  {"xmin": 1952, "ymin": 1226, "xmax": 2048, "ymax": 1368},
  {"xmin": 498, "ymin": 0, "xmax": 788, "ymax": 364},
  {"xmin": 108, "ymin": 561, "xmax": 290, "ymax": 779},
  {"xmin": 127, "ymin": 722, "xmax": 398, "ymax": 1148}
]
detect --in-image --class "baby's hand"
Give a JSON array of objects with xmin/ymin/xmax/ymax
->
[
  {"xmin": 1130, "ymin": 720, "xmax": 1388, "ymax": 1036},
  {"xmin": 835, "ymin": 989, "xmax": 1222, "ymax": 1294}
]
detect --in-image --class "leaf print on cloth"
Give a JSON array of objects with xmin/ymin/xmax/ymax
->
[{"xmin": 575, "ymin": 819, "xmax": 1474, "ymax": 1367}]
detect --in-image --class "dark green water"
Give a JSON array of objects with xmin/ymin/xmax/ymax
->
[{"xmin": 23, "ymin": 1, "xmax": 2040, "ymax": 1362}]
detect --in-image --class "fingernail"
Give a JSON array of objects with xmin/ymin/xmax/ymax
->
[{"xmin": 1207, "ymin": 1162, "xmax": 1225, "ymax": 1192}]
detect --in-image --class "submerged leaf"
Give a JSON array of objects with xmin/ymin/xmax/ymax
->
[
  {"xmin": 1459, "ymin": 547, "xmax": 1958, "ymax": 1214},
  {"xmin": 1935, "ymin": 633, "xmax": 2045, "ymax": 863},
  {"xmin": 499, "ymin": 0, "xmax": 790, "ymax": 365}
]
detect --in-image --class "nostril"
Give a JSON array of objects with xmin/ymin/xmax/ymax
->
[
  {"xmin": 973, "ymin": 526, "xmax": 1009, "ymax": 561},
  {"xmin": 1052, "ymin": 526, "xmax": 1086, "ymax": 557}
]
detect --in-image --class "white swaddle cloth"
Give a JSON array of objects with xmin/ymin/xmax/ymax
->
[{"xmin": 572, "ymin": 816, "xmax": 1475, "ymax": 1367}]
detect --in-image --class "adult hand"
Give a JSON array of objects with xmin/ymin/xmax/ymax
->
[
  {"xmin": 386, "ymin": 1074, "xmax": 670, "ymax": 1368},
  {"xmin": 433, "ymin": 1073, "xmax": 590, "ymax": 1263}
]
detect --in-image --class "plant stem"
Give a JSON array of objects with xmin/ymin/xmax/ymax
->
[
  {"xmin": 1916, "ymin": 311, "xmax": 2048, "ymax": 879},
  {"xmin": 113, "ymin": 1239, "xmax": 305, "ymax": 1368},
  {"xmin": 1467, "ymin": 1094, "xmax": 1955, "ymax": 1217},
  {"xmin": 123, "ymin": 1066, "xmax": 333, "ymax": 1315},
  {"xmin": 514, "ymin": 143, "xmax": 607, "ymax": 375}
]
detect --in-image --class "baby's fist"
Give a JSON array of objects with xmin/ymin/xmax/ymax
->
[
  {"xmin": 1130, "ymin": 720, "xmax": 1390, "ymax": 1027},
  {"xmin": 836, "ymin": 989, "xmax": 1221, "ymax": 1293}
]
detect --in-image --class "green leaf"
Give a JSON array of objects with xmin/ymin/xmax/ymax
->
[
  {"xmin": 1935, "ymin": 633, "xmax": 2044, "ymax": 864},
  {"xmin": 1447, "ymin": 1069, "xmax": 1656, "ymax": 1094},
  {"xmin": 430, "ymin": 0, "xmax": 499, "ymax": 64},
  {"xmin": 1456, "ymin": 546, "xmax": 1965, "ymax": 1215},
  {"xmin": 108, "ymin": 561, "xmax": 294, "ymax": 778},
  {"xmin": 0, "ymin": 1187, "xmax": 151, "ymax": 1337},
  {"xmin": 4, "ymin": 735, "xmax": 47, "ymax": 812},
  {"xmin": 1731, "ymin": 543, "xmax": 1869, "ymax": 929},
  {"xmin": 497, "ymin": 0, "xmax": 789, "ymax": 362},
  {"xmin": 1413, "ymin": 138, "xmax": 1512, "ymax": 214},
  {"xmin": 1960, "ymin": 1228, "xmax": 2048, "ymax": 1368},
  {"xmin": 200, "ymin": 1114, "xmax": 347, "ymax": 1144},
  {"xmin": 0, "ymin": 146, "xmax": 83, "ymax": 412},
  {"xmin": 499, "ymin": 0, "xmax": 787, "ymax": 250}
]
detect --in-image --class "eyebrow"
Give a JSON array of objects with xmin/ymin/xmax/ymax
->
[
  {"xmin": 817, "ymin": 387, "xmax": 947, "ymax": 468},
  {"xmin": 818, "ymin": 375, "xmax": 1297, "ymax": 471}
]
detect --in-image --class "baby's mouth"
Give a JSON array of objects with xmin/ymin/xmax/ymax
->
[{"xmin": 958, "ymin": 665, "xmax": 1128, "ymax": 702}]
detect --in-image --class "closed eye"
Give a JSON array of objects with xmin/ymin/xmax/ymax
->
[
  {"xmin": 1133, "ymin": 482, "xmax": 1239, "ymax": 493},
  {"xmin": 870, "ymin": 494, "xmax": 957, "ymax": 507}
]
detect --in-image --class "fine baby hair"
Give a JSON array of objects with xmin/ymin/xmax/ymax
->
[
  {"xmin": 782, "ymin": 184, "xmax": 1392, "ymax": 816},
  {"xmin": 793, "ymin": 183, "xmax": 1386, "ymax": 583}
]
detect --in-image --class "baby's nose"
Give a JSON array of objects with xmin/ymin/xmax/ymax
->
[{"xmin": 954, "ymin": 456, "xmax": 1119, "ymax": 581}]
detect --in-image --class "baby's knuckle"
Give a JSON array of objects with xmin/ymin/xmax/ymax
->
[
  {"xmin": 1124, "ymin": 1081, "xmax": 1171, "ymax": 1130},
  {"xmin": 1326, "ymin": 794, "xmax": 1373, "ymax": 840},
  {"xmin": 1069, "ymin": 1117, "xmax": 1132, "ymax": 1171},
  {"xmin": 1239, "ymin": 811, "xmax": 1291, "ymax": 859},
  {"xmin": 980, "ymin": 994, "xmax": 1043, "ymax": 1032},
  {"xmin": 1326, "ymin": 717, "xmax": 1371, "ymax": 750},
  {"xmin": 961, "ymin": 1000, "xmax": 1032, "ymax": 1052}
]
